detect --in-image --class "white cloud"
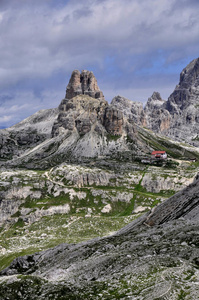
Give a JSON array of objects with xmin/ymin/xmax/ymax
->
[
  {"xmin": 0, "ymin": 0, "xmax": 198, "ymax": 87},
  {"xmin": 0, "ymin": 89, "xmax": 63, "ymax": 127},
  {"xmin": 0, "ymin": 0, "xmax": 199, "ymax": 126},
  {"xmin": 0, "ymin": 115, "xmax": 12, "ymax": 123}
]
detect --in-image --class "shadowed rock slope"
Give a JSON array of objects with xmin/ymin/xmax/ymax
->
[{"xmin": 0, "ymin": 176, "xmax": 199, "ymax": 299}]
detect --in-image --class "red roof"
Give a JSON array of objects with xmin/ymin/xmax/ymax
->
[{"xmin": 151, "ymin": 151, "xmax": 166, "ymax": 155}]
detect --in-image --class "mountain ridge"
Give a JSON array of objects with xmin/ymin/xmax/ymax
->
[{"xmin": 2, "ymin": 59, "xmax": 199, "ymax": 168}]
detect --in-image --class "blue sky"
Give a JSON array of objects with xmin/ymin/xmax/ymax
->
[{"xmin": 0, "ymin": 0, "xmax": 199, "ymax": 128}]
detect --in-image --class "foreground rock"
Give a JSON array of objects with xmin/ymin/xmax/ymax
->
[{"xmin": 1, "ymin": 175, "xmax": 199, "ymax": 299}]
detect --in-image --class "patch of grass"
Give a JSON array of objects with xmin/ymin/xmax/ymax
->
[
  {"xmin": 20, "ymin": 194, "xmax": 71, "ymax": 210},
  {"xmin": 0, "ymin": 213, "xmax": 139, "ymax": 272},
  {"xmin": 184, "ymin": 269, "xmax": 195, "ymax": 280},
  {"xmin": 11, "ymin": 210, "xmax": 21, "ymax": 218},
  {"xmin": 106, "ymin": 134, "xmax": 121, "ymax": 142},
  {"xmin": 13, "ymin": 218, "xmax": 25, "ymax": 228},
  {"xmin": 134, "ymin": 167, "xmax": 148, "ymax": 192},
  {"xmin": 177, "ymin": 289, "xmax": 189, "ymax": 299}
]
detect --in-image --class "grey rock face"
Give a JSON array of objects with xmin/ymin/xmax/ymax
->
[
  {"xmin": 168, "ymin": 58, "xmax": 199, "ymax": 109},
  {"xmin": 145, "ymin": 91, "xmax": 165, "ymax": 110},
  {"xmin": 103, "ymin": 106, "xmax": 124, "ymax": 135},
  {"xmin": 52, "ymin": 95, "xmax": 109, "ymax": 137},
  {"xmin": 144, "ymin": 174, "xmax": 199, "ymax": 226},
  {"xmin": 111, "ymin": 95, "xmax": 146, "ymax": 126},
  {"xmin": 53, "ymin": 73, "xmax": 126, "ymax": 138},
  {"xmin": 164, "ymin": 58, "xmax": 199, "ymax": 143},
  {"xmin": 144, "ymin": 92, "xmax": 171, "ymax": 133}
]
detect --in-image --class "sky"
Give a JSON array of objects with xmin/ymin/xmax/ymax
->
[{"xmin": 0, "ymin": 0, "xmax": 199, "ymax": 128}]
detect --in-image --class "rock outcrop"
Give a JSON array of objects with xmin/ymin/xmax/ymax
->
[
  {"xmin": 144, "ymin": 173, "xmax": 199, "ymax": 226},
  {"xmin": 103, "ymin": 106, "xmax": 124, "ymax": 135},
  {"xmin": 52, "ymin": 95, "xmax": 109, "ymax": 136}
]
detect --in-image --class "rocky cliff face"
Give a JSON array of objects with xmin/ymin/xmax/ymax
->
[
  {"xmin": 164, "ymin": 58, "xmax": 199, "ymax": 143},
  {"xmin": 52, "ymin": 95, "xmax": 109, "ymax": 137}
]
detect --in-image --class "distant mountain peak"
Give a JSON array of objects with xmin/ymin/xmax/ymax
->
[{"xmin": 150, "ymin": 91, "xmax": 163, "ymax": 101}]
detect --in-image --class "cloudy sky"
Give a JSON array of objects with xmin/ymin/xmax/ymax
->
[{"xmin": 0, "ymin": 0, "xmax": 199, "ymax": 128}]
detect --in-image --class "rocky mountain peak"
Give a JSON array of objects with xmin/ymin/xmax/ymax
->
[
  {"xmin": 167, "ymin": 58, "xmax": 199, "ymax": 112},
  {"xmin": 145, "ymin": 91, "xmax": 165, "ymax": 111},
  {"xmin": 143, "ymin": 91, "xmax": 170, "ymax": 134},
  {"xmin": 65, "ymin": 69, "xmax": 104, "ymax": 100},
  {"xmin": 179, "ymin": 57, "xmax": 199, "ymax": 89},
  {"xmin": 52, "ymin": 70, "xmax": 128, "ymax": 139},
  {"xmin": 151, "ymin": 91, "xmax": 162, "ymax": 100}
]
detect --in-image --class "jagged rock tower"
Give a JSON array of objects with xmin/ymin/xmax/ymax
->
[
  {"xmin": 65, "ymin": 70, "xmax": 105, "ymax": 100},
  {"xmin": 52, "ymin": 70, "xmax": 126, "ymax": 138}
]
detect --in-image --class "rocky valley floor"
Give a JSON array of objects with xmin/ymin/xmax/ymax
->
[
  {"xmin": 0, "ymin": 209, "xmax": 199, "ymax": 299},
  {"xmin": 0, "ymin": 157, "xmax": 199, "ymax": 299}
]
